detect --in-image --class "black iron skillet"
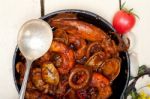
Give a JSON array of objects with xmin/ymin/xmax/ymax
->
[{"xmin": 13, "ymin": 9, "xmax": 130, "ymax": 99}]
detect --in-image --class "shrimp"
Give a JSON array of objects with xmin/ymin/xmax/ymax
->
[
  {"xmin": 31, "ymin": 68, "xmax": 49, "ymax": 93},
  {"xmin": 33, "ymin": 51, "xmax": 51, "ymax": 66},
  {"xmin": 25, "ymin": 90, "xmax": 54, "ymax": 99},
  {"xmin": 91, "ymin": 73, "xmax": 112, "ymax": 99},
  {"xmin": 53, "ymin": 29, "xmax": 69, "ymax": 45},
  {"xmin": 16, "ymin": 62, "xmax": 26, "ymax": 85},
  {"xmin": 101, "ymin": 39, "xmax": 118, "ymax": 58},
  {"xmin": 16, "ymin": 62, "xmax": 26, "ymax": 77},
  {"xmin": 50, "ymin": 18, "xmax": 108, "ymax": 42},
  {"xmin": 50, "ymin": 41, "xmax": 75, "ymax": 74},
  {"xmin": 25, "ymin": 90, "xmax": 41, "ymax": 99}
]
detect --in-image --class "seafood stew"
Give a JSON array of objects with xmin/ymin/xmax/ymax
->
[{"xmin": 13, "ymin": 10, "xmax": 130, "ymax": 99}]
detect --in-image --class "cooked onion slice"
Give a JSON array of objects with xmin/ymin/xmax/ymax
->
[{"xmin": 69, "ymin": 66, "xmax": 90, "ymax": 90}]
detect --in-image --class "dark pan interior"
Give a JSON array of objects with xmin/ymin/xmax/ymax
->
[{"xmin": 13, "ymin": 9, "xmax": 130, "ymax": 99}]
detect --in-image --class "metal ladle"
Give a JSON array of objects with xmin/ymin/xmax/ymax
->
[{"xmin": 17, "ymin": 19, "xmax": 53, "ymax": 99}]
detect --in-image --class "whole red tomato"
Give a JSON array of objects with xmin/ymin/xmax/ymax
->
[{"xmin": 113, "ymin": 10, "xmax": 136, "ymax": 34}]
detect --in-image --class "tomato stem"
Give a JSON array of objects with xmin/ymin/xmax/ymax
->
[
  {"xmin": 119, "ymin": 0, "xmax": 122, "ymax": 10},
  {"xmin": 129, "ymin": 8, "xmax": 134, "ymax": 13},
  {"xmin": 121, "ymin": 2, "xmax": 126, "ymax": 10},
  {"xmin": 128, "ymin": 8, "xmax": 140, "ymax": 19},
  {"xmin": 132, "ymin": 13, "xmax": 140, "ymax": 19}
]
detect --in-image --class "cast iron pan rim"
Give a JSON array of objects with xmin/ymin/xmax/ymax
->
[
  {"xmin": 121, "ymin": 52, "xmax": 130, "ymax": 99},
  {"xmin": 12, "ymin": 9, "xmax": 130, "ymax": 99},
  {"xmin": 13, "ymin": 46, "xmax": 20, "ymax": 92}
]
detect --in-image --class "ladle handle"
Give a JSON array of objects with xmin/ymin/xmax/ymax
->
[{"xmin": 19, "ymin": 60, "xmax": 32, "ymax": 99}]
